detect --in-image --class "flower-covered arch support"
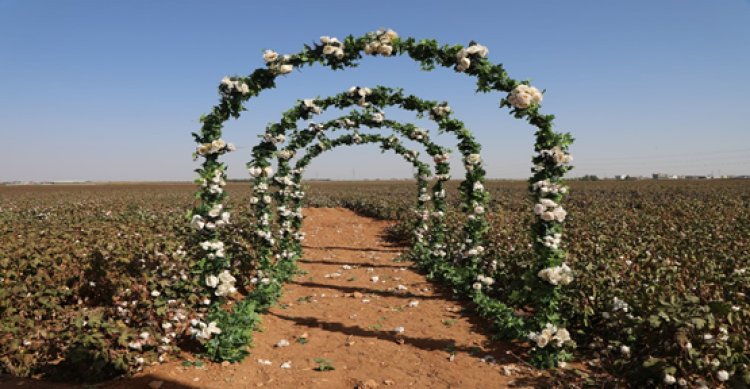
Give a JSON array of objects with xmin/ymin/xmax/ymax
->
[
  {"xmin": 191, "ymin": 28, "xmax": 574, "ymax": 366},
  {"xmin": 250, "ymin": 131, "xmax": 433, "ymax": 284},
  {"xmin": 269, "ymin": 112, "xmax": 457, "ymax": 271},
  {"xmin": 245, "ymin": 86, "xmax": 489, "ymax": 274}
]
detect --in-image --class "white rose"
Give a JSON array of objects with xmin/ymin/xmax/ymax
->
[
  {"xmin": 536, "ymin": 334, "xmax": 549, "ymax": 348},
  {"xmin": 263, "ymin": 166, "xmax": 273, "ymax": 176},
  {"xmin": 384, "ymin": 29, "xmax": 398, "ymax": 41},
  {"xmin": 717, "ymin": 370, "xmax": 730, "ymax": 382},
  {"xmin": 277, "ymin": 64, "xmax": 293, "ymax": 74},
  {"xmin": 456, "ymin": 57, "xmax": 471, "ymax": 72},
  {"xmin": 378, "ymin": 45, "xmax": 393, "ymax": 56},
  {"xmin": 248, "ymin": 166, "xmax": 262, "ymax": 177},
  {"xmin": 663, "ymin": 374, "xmax": 676, "ymax": 385},
  {"xmin": 465, "ymin": 154, "xmax": 482, "ymax": 165},
  {"xmin": 263, "ymin": 49, "xmax": 278, "ymax": 63},
  {"xmin": 208, "ymin": 204, "xmax": 223, "ymax": 217},
  {"xmin": 190, "ymin": 215, "xmax": 205, "ymax": 230}
]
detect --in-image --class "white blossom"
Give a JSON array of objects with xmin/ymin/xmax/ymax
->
[
  {"xmin": 205, "ymin": 275, "xmax": 219, "ymax": 288},
  {"xmin": 537, "ymin": 263, "xmax": 574, "ymax": 286},
  {"xmin": 465, "ymin": 154, "xmax": 482, "ymax": 165},
  {"xmin": 539, "ymin": 146, "xmax": 573, "ymax": 166},
  {"xmin": 190, "ymin": 215, "xmax": 205, "ymax": 230},
  {"xmin": 263, "ymin": 49, "xmax": 279, "ymax": 63},
  {"xmin": 528, "ymin": 323, "xmax": 571, "ymax": 349},
  {"xmin": 508, "ymin": 84, "xmax": 543, "ymax": 109}
]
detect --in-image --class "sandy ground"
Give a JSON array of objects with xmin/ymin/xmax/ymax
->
[{"xmin": 3, "ymin": 208, "xmax": 544, "ymax": 389}]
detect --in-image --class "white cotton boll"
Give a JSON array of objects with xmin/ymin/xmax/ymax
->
[
  {"xmin": 276, "ymin": 339, "xmax": 290, "ymax": 348},
  {"xmin": 218, "ymin": 270, "xmax": 236, "ymax": 285},
  {"xmin": 205, "ymin": 275, "xmax": 219, "ymax": 288}
]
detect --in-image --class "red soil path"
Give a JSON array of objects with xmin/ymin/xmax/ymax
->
[{"xmin": 3, "ymin": 208, "xmax": 543, "ymax": 389}]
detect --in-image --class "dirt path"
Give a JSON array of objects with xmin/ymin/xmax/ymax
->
[{"xmin": 4, "ymin": 208, "xmax": 540, "ymax": 389}]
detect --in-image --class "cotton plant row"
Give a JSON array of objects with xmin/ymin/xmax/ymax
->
[{"xmin": 191, "ymin": 28, "xmax": 574, "ymax": 367}]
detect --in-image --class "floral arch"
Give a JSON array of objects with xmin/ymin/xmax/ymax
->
[{"xmin": 189, "ymin": 29, "xmax": 574, "ymax": 366}]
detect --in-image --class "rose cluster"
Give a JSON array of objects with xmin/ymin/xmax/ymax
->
[
  {"xmin": 533, "ymin": 198, "xmax": 567, "ymax": 222},
  {"xmin": 220, "ymin": 77, "xmax": 250, "ymax": 96},
  {"xmin": 508, "ymin": 84, "xmax": 543, "ymax": 109},
  {"xmin": 455, "ymin": 42, "xmax": 489, "ymax": 72},
  {"xmin": 348, "ymin": 86, "xmax": 372, "ymax": 107},
  {"xmin": 537, "ymin": 263, "xmax": 574, "ymax": 286},
  {"xmin": 196, "ymin": 138, "xmax": 235, "ymax": 157},
  {"xmin": 528, "ymin": 323, "xmax": 572, "ymax": 348},
  {"xmin": 540, "ymin": 146, "xmax": 573, "ymax": 166},
  {"xmin": 320, "ymin": 36, "xmax": 345, "ymax": 59},
  {"xmin": 262, "ymin": 50, "xmax": 293, "ymax": 75},
  {"xmin": 364, "ymin": 28, "xmax": 398, "ymax": 56},
  {"xmin": 429, "ymin": 103, "xmax": 452, "ymax": 119}
]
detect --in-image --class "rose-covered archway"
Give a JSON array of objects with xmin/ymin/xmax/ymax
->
[{"xmin": 189, "ymin": 29, "xmax": 574, "ymax": 366}]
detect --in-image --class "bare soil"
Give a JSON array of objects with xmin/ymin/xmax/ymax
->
[{"xmin": 3, "ymin": 208, "xmax": 545, "ymax": 389}]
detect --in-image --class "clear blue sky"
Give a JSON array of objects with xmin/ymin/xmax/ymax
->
[{"xmin": 1, "ymin": 0, "xmax": 748, "ymax": 181}]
